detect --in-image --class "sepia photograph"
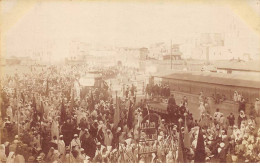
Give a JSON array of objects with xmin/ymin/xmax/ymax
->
[{"xmin": 0, "ymin": 0, "xmax": 260, "ymax": 164}]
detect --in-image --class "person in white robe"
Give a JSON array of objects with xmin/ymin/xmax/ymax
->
[
  {"xmin": 70, "ymin": 134, "xmax": 81, "ymax": 151},
  {"xmin": 198, "ymin": 102, "xmax": 206, "ymax": 118},
  {"xmin": 6, "ymin": 152, "xmax": 15, "ymax": 163},
  {"xmin": 58, "ymin": 135, "xmax": 66, "ymax": 156},
  {"xmin": 51, "ymin": 117, "xmax": 60, "ymax": 140}
]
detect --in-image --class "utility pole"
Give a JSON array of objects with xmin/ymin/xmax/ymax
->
[
  {"xmin": 206, "ymin": 46, "xmax": 209, "ymax": 65},
  {"xmin": 170, "ymin": 40, "xmax": 172, "ymax": 69}
]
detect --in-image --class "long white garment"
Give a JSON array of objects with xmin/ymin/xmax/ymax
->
[
  {"xmin": 58, "ymin": 140, "xmax": 66, "ymax": 155},
  {"xmin": 198, "ymin": 104, "xmax": 206, "ymax": 117},
  {"xmin": 6, "ymin": 152, "xmax": 15, "ymax": 163},
  {"xmin": 137, "ymin": 113, "xmax": 143, "ymax": 127},
  {"xmin": 51, "ymin": 120, "xmax": 59, "ymax": 140},
  {"xmin": 70, "ymin": 138, "xmax": 81, "ymax": 151}
]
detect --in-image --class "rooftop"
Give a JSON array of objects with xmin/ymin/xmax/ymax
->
[
  {"xmin": 153, "ymin": 71, "xmax": 260, "ymax": 89},
  {"xmin": 214, "ymin": 60, "xmax": 260, "ymax": 72}
]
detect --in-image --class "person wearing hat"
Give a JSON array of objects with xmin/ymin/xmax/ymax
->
[
  {"xmin": 58, "ymin": 135, "xmax": 66, "ymax": 157},
  {"xmin": 238, "ymin": 97, "xmax": 246, "ymax": 113},
  {"xmin": 217, "ymin": 142, "xmax": 227, "ymax": 163},
  {"xmin": 51, "ymin": 117, "xmax": 60, "ymax": 141},
  {"xmin": 79, "ymin": 118, "xmax": 88, "ymax": 133},
  {"xmin": 81, "ymin": 129, "xmax": 96, "ymax": 159},
  {"xmin": 247, "ymin": 116, "xmax": 256, "ymax": 129},
  {"xmin": 213, "ymin": 108, "xmax": 221, "ymax": 123},
  {"xmin": 104, "ymin": 129, "xmax": 113, "ymax": 147},
  {"xmin": 219, "ymin": 114, "xmax": 227, "ymax": 130},
  {"xmin": 227, "ymin": 113, "xmax": 235, "ymax": 127},
  {"xmin": 79, "ymin": 128, "xmax": 87, "ymax": 141},
  {"xmin": 137, "ymin": 111, "xmax": 143, "ymax": 127},
  {"xmin": 93, "ymin": 142, "xmax": 102, "ymax": 163},
  {"xmin": 61, "ymin": 119, "xmax": 73, "ymax": 146},
  {"xmin": 237, "ymin": 110, "xmax": 247, "ymax": 129},
  {"xmin": 233, "ymin": 91, "xmax": 239, "ymax": 102},
  {"xmin": 14, "ymin": 135, "xmax": 19, "ymax": 140},
  {"xmin": 70, "ymin": 134, "xmax": 81, "ymax": 151},
  {"xmin": 89, "ymin": 120, "xmax": 98, "ymax": 138}
]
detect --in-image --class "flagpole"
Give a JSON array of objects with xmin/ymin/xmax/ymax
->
[
  {"xmin": 17, "ymin": 89, "xmax": 20, "ymax": 138},
  {"xmin": 171, "ymin": 40, "xmax": 173, "ymax": 69},
  {"xmin": 40, "ymin": 99, "xmax": 43, "ymax": 148},
  {"xmin": 132, "ymin": 99, "xmax": 134, "ymax": 140},
  {"xmin": 18, "ymin": 100, "xmax": 20, "ymax": 137},
  {"xmin": 115, "ymin": 91, "xmax": 120, "ymax": 150}
]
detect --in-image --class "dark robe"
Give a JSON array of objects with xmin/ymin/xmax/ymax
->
[{"xmin": 81, "ymin": 134, "xmax": 96, "ymax": 158}]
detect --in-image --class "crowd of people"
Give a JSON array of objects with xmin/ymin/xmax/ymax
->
[
  {"xmin": 146, "ymin": 84, "xmax": 171, "ymax": 99},
  {"xmin": 0, "ymin": 65, "xmax": 260, "ymax": 163},
  {"xmin": 93, "ymin": 67, "xmax": 119, "ymax": 80}
]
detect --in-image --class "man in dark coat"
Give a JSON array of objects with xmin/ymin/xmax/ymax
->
[
  {"xmin": 61, "ymin": 119, "xmax": 74, "ymax": 146},
  {"xmin": 168, "ymin": 94, "xmax": 176, "ymax": 106},
  {"xmin": 112, "ymin": 127, "xmax": 121, "ymax": 149},
  {"xmin": 81, "ymin": 130, "xmax": 96, "ymax": 158},
  {"xmin": 218, "ymin": 143, "xmax": 228, "ymax": 163},
  {"xmin": 89, "ymin": 121, "xmax": 98, "ymax": 138},
  {"xmin": 227, "ymin": 113, "xmax": 235, "ymax": 126}
]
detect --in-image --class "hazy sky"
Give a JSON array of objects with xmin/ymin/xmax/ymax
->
[{"xmin": 1, "ymin": 0, "xmax": 260, "ymax": 60}]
